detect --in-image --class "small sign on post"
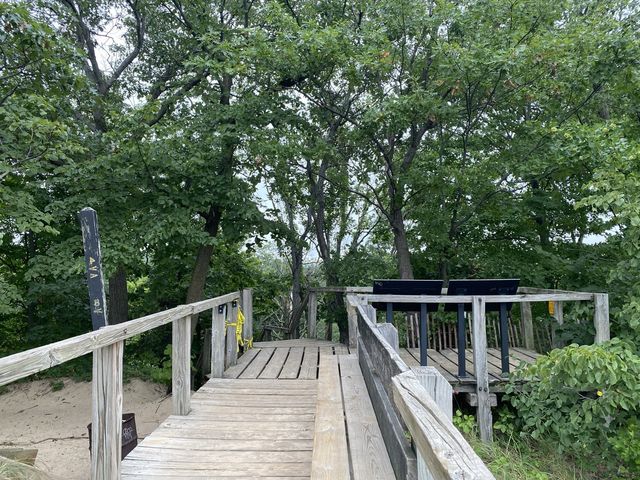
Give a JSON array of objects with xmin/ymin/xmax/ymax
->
[{"xmin": 79, "ymin": 207, "xmax": 108, "ymax": 330}]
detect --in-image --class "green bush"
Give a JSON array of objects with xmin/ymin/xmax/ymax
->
[
  {"xmin": 609, "ymin": 418, "xmax": 640, "ymax": 476},
  {"xmin": 505, "ymin": 339, "xmax": 640, "ymax": 472}
]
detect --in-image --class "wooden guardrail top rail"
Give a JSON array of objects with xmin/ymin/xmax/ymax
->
[
  {"xmin": 393, "ymin": 371, "xmax": 495, "ymax": 480},
  {"xmin": 360, "ymin": 292, "xmax": 596, "ymax": 303},
  {"xmin": 0, "ymin": 291, "xmax": 240, "ymax": 387}
]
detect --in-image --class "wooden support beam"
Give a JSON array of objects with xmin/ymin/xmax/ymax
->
[
  {"xmin": 172, "ymin": 316, "xmax": 191, "ymax": 416},
  {"xmin": 91, "ymin": 341, "xmax": 123, "ymax": 480},
  {"xmin": 520, "ymin": 302, "xmax": 535, "ymax": 351},
  {"xmin": 472, "ymin": 297, "xmax": 493, "ymax": 443},
  {"xmin": 241, "ymin": 289, "xmax": 253, "ymax": 344},
  {"xmin": 594, "ymin": 293, "xmax": 610, "ymax": 344},
  {"xmin": 211, "ymin": 305, "xmax": 225, "ymax": 378},
  {"xmin": 463, "ymin": 392, "xmax": 497, "ymax": 408},
  {"xmin": 308, "ymin": 292, "xmax": 317, "ymax": 339}
]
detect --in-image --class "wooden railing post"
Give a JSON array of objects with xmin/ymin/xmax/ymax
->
[
  {"xmin": 472, "ymin": 296, "xmax": 493, "ymax": 443},
  {"xmin": 225, "ymin": 302, "xmax": 238, "ymax": 368},
  {"xmin": 412, "ymin": 366, "xmax": 452, "ymax": 480},
  {"xmin": 594, "ymin": 293, "xmax": 610, "ymax": 344},
  {"xmin": 347, "ymin": 302, "xmax": 357, "ymax": 348},
  {"xmin": 365, "ymin": 305, "xmax": 376, "ymax": 323},
  {"xmin": 520, "ymin": 301, "xmax": 535, "ymax": 350},
  {"xmin": 241, "ymin": 288, "xmax": 253, "ymax": 345},
  {"xmin": 308, "ymin": 291, "xmax": 317, "ymax": 339},
  {"xmin": 376, "ymin": 323, "xmax": 399, "ymax": 353},
  {"xmin": 91, "ymin": 341, "xmax": 123, "ymax": 480},
  {"xmin": 172, "ymin": 315, "xmax": 191, "ymax": 415},
  {"xmin": 211, "ymin": 305, "xmax": 225, "ymax": 378}
]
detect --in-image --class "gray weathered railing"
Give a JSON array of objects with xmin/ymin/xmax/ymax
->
[
  {"xmin": 346, "ymin": 294, "xmax": 495, "ymax": 480},
  {"xmin": 348, "ymin": 288, "xmax": 609, "ymax": 444},
  {"xmin": 0, "ymin": 290, "xmax": 252, "ymax": 480}
]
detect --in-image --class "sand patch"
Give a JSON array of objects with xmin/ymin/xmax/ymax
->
[{"xmin": 0, "ymin": 378, "xmax": 171, "ymax": 479}]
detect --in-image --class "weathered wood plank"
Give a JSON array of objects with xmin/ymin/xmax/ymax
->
[
  {"xmin": 359, "ymin": 339, "xmax": 417, "ymax": 480},
  {"xmin": 203, "ymin": 377, "xmax": 316, "ymax": 389},
  {"xmin": 126, "ymin": 448, "xmax": 311, "ymax": 463},
  {"xmin": 259, "ymin": 347, "xmax": 289, "ymax": 379},
  {"xmin": 254, "ymin": 339, "xmax": 337, "ymax": 347},
  {"xmin": 340, "ymin": 354, "xmax": 395, "ymax": 480},
  {"xmin": 172, "ymin": 316, "xmax": 191, "ymax": 416},
  {"xmin": 277, "ymin": 346, "xmax": 304, "ymax": 379},
  {"xmin": 225, "ymin": 302, "xmax": 239, "ymax": 369},
  {"xmin": 239, "ymin": 347, "xmax": 275, "ymax": 378},
  {"xmin": 472, "ymin": 297, "xmax": 493, "ymax": 443},
  {"xmin": 412, "ymin": 367, "xmax": 453, "ymax": 480},
  {"xmin": 377, "ymin": 323, "xmax": 400, "ymax": 353},
  {"xmin": 298, "ymin": 346, "xmax": 319, "ymax": 379},
  {"xmin": 392, "ymin": 371, "xmax": 495, "ymax": 480},
  {"xmin": 222, "ymin": 347, "xmax": 260, "ymax": 379},
  {"xmin": 138, "ymin": 436, "xmax": 314, "ymax": 451},
  {"xmin": 311, "ymin": 355, "xmax": 349, "ymax": 480},
  {"xmin": 121, "ymin": 461, "xmax": 312, "ymax": 477},
  {"xmin": 91, "ymin": 341, "xmax": 123, "ymax": 480}
]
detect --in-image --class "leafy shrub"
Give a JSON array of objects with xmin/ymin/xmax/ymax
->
[
  {"xmin": 505, "ymin": 339, "xmax": 640, "ymax": 470},
  {"xmin": 453, "ymin": 409, "xmax": 477, "ymax": 436},
  {"xmin": 609, "ymin": 418, "xmax": 640, "ymax": 476}
]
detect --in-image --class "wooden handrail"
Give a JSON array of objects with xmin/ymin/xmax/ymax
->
[
  {"xmin": 0, "ymin": 291, "xmax": 240, "ymax": 386},
  {"xmin": 0, "ymin": 290, "xmax": 245, "ymax": 480},
  {"xmin": 392, "ymin": 371, "xmax": 495, "ymax": 480}
]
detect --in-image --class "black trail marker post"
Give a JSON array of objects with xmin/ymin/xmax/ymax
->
[{"xmin": 79, "ymin": 207, "xmax": 108, "ymax": 330}]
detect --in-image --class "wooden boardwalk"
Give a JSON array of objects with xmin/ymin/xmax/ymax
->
[
  {"xmin": 121, "ymin": 340, "xmax": 394, "ymax": 479},
  {"xmin": 399, "ymin": 347, "xmax": 539, "ymax": 391}
]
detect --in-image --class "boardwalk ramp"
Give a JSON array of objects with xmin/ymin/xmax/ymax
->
[{"xmin": 121, "ymin": 340, "xmax": 395, "ymax": 479}]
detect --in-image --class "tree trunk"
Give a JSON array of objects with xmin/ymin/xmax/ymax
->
[
  {"xmin": 108, "ymin": 265, "xmax": 129, "ymax": 324},
  {"xmin": 390, "ymin": 208, "xmax": 414, "ymax": 279},
  {"xmin": 287, "ymin": 244, "xmax": 305, "ymax": 338},
  {"xmin": 186, "ymin": 205, "xmax": 222, "ymax": 337}
]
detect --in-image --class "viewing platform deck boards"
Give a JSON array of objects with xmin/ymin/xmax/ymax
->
[
  {"xmin": 121, "ymin": 340, "xmax": 393, "ymax": 479},
  {"xmin": 399, "ymin": 347, "xmax": 540, "ymax": 392}
]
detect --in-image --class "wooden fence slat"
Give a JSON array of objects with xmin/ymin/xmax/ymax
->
[{"xmin": 91, "ymin": 341, "xmax": 123, "ymax": 480}]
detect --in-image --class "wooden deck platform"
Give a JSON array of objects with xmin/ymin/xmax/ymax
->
[
  {"xmin": 399, "ymin": 347, "xmax": 540, "ymax": 392},
  {"xmin": 121, "ymin": 340, "xmax": 393, "ymax": 479}
]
